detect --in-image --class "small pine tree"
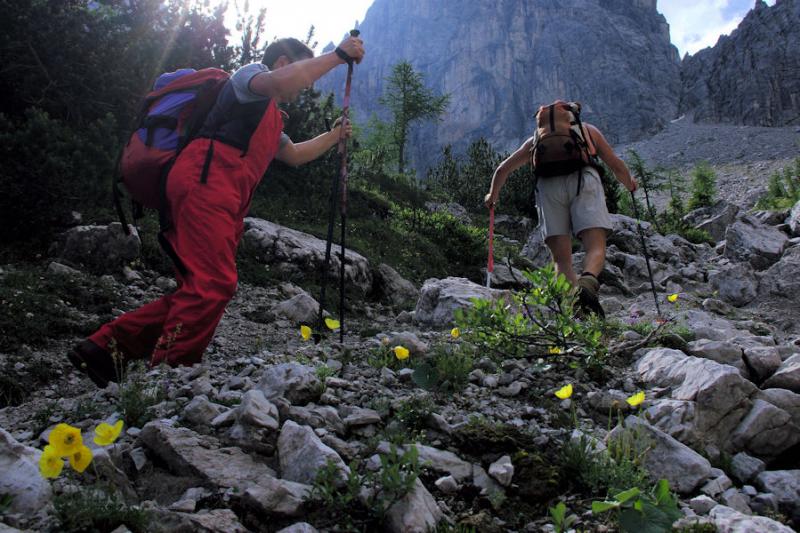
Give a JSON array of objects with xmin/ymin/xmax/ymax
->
[
  {"xmin": 626, "ymin": 149, "xmax": 661, "ymax": 224},
  {"xmin": 688, "ymin": 161, "xmax": 717, "ymax": 210},
  {"xmin": 664, "ymin": 168, "xmax": 687, "ymax": 217}
]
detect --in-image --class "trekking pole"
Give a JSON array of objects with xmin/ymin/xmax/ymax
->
[
  {"xmin": 486, "ymin": 204, "xmax": 495, "ymax": 288},
  {"xmin": 629, "ymin": 190, "xmax": 662, "ymax": 317},
  {"xmin": 319, "ymin": 29, "xmax": 360, "ymax": 343}
]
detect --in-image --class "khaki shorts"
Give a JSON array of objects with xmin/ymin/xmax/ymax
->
[{"xmin": 535, "ymin": 166, "xmax": 613, "ymax": 239}]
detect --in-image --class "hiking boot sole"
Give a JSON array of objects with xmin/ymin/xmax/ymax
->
[{"xmin": 66, "ymin": 340, "xmax": 118, "ymax": 388}]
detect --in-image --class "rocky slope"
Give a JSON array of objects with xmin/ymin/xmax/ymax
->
[
  {"xmin": 2, "ymin": 198, "xmax": 800, "ymax": 532},
  {"xmin": 319, "ymin": 0, "xmax": 680, "ymax": 170},
  {"xmin": 679, "ymin": 0, "xmax": 800, "ymax": 127}
]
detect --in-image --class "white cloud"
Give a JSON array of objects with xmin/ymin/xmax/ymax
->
[{"xmin": 657, "ymin": 0, "xmax": 777, "ymax": 57}]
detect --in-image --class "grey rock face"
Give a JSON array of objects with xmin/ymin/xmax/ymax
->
[
  {"xmin": 258, "ymin": 363, "xmax": 322, "ymax": 405},
  {"xmin": 182, "ymin": 395, "xmax": 227, "ymax": 427},
  {"xmin": 709, "ymin": 263, "xmax": 758, "ymax": 307},
  {"xmin": 377, "ymin": 442, "xmax": 472, "ymax": 482},
  {"xmin": 763, "ymin": 354, "xmax": 800, "ymax": 393},
  {"xmin": 414, "ymin": 277, "xmax": 508, "ymax": 327},
  {"xmin": 278, "ymin": 420, "xmax": 349, "ymax": 485},
  {"xmin": 709, "ymin": 504, "xmax": 795, "ymax": 533},
  {"xmin": 372, "ymin": 263, "xmax": 419, "ymax": 307},
  {"xmin": 242, "ymin": 218, "xmax": 372, "ymax": 298},
  {"xmin": 759, "ymin": 246, "xmax": 800, "ymax": 301},
  {"xmin": 0, "ymin": 428, "xmax": 51, "ymax": 518},
  {"xmin": 483, "ymin": 263, "xmax": 532, "ymax": 290},
  {"xmin": 51, "ymin": 222, "xmax": 140, "ymax": 273},
  {"xmin": 757, "ymin": 388, "xmax": 800, "ymax": 429},
  {"xmin": 679, "ymin": 0, "xmax": 800, "ymax": 128},
  {"xmin": 724, "ymin": 216, "xmax": 788, "ymax": 270},
  {"xmin": 743, "ymin": 347, "xmax": 783, "ymax": 383},
  {"xmin": 609, "ymin": 416, "xmax": 712, "ymax": 494},
  {"xmin": 319, "ymin": 0, "xmax": 679, "ymax": 172},
  {"xmin": 385, "ymin": 478, "xmax": 443, "ymax": 533},
  {"xmin": 686, "ymin": 339, "xmax": 744, "ymax": 369},
  {"xmin": 276, "ymin": 524, "xmax": 319, "ymax": 533},
  {"xmin": 521, "ymin": 229, "xmax": 551, "ymax": 269}
]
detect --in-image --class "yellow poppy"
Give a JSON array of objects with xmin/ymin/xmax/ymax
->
[
  {"xmin": 300, "ymin": 325, "xmax": 312, "ymax": 341},
  {"xmin": 626, "ymin": 391, "xmax": 646, "ymax": 407},
  {"xmin": 667, "ymin": 293, "xmax": 679, "ymax": 303},
  {"xmin": 39, "ymin": 445, "xmax": 64, "ymax": 479},
  {"xmin": 69, "ymin": 445, "xmax": 93, "ymax": 473},
  {"xmin": 393, "ymin": 346, "xmax": 410, "ymax": 360},
  {"xmin": 94, "ymin": 420, "xmax": 124, "ymax": 446},
  {"xmin": 48, "ymin": 423, "xmax": 83, "ymax": 457},
  {"xmin": 555, "ymin": 384, "xmax": 573, "ymax": 400},
  {"xmin": 548, "ymin": 346, "xmax": 563, "ymax": 355},
  {"xmin": 324, "ymin": 318, "xmax": 340, "ymax": 330},
  {"xmin": 450, "ymin": 327, "xmax": 460, "ymax": 339}
]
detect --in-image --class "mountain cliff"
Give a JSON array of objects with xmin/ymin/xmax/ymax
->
[
  {"xmin": 679, "ymin": 0, "xmax": 800, "ymax": 127},
  {"xmin": 319, "ymin": 0, "xmax": 681, "ymax": 171}
]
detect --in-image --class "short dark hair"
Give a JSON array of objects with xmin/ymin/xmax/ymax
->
[{"xmin": 262, "ymin": 38, "xmax": 314, "ymax": 69}]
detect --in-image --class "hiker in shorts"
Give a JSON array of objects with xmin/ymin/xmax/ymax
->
[
  {"xmin": 484, "ymin": 101, "xmax": 637, "ymax": 317},
  {"xmin": 68, "ymin": 35, "xmax": 365, "ymax": 387}
]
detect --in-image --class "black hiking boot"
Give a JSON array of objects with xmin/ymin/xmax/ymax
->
[
  {"xmin": 576, "ymin": 272, "xmax": 605, "ymax": 319},
  {"xmin": 67, "ymin": 339, "xmax": 119, "ymax": 388}
]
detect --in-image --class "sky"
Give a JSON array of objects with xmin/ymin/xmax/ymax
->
[{"xmin": 250, "ymin": 0, "xmax": 777, "ymax": 58}]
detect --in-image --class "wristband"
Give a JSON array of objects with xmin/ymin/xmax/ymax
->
[{"xmin": 335, "ymin": 46, "xmax": 353, "ymax": 65}]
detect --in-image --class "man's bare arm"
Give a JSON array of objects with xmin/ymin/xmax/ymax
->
[
  {"xmin": 485, "ymin": 137, "xmax": 534, "ymax": 207},
  {"xmin": 586, "ymin": 124, "xmax": 637, "ymax": 192}
]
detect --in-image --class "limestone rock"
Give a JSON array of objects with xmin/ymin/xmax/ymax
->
[
  {"xmin": 50, "ymin": 222, "xmax": 140, "ymax": 273},
  {"xmin": 272, "ymin": 293, "xmax": 322, "ymax": 325},
  {"xmin": 708, "ymin": 504, "xmax": 794, "ymax": 533},
  {"xmin": 276, "ymin": 524, "xmax": 319, "ymax": 533},
  {"xmin": 372, "ymin": 263, "xmax": 419, "ymax": 307},
  {"xmin": 723, "ymin": 216, "xmax": 787, "ymax": 270},
  {"xmin": 609, "ymin": 416, "xmax": 712, "ymax": 494},
  {"xmin": 0, "ymin": 428, "xmax": 51, "ymax": 518},
  {"xmin": 278, "ymin": 420, "xmax": 349, "ymax": 485},
  {"xmin": 138, "ymin": 419, "xmax": 276, "ymax": 490},
  {"xmin": 634, "ymin": 348, "xmax": 756, "ymax": 450},
  {"xmin": 415, "ymin": 277, "xmax": 508, "ymax": 327},
  {"xmin": 385, "ymin": 478, "xmax": 443, "ymax": 533},
  {"xmin": 242, "ymin": 476, "xmax": 312, "ymax": 518},
  {"xmin": 763, "ymin": 354, "xmax": 800, "ymax": 393},
  {"xmin": 731, "ymin": 400, "xmax": 800, "ymax": 460},
  {"xmin": 758, "ymin": 246, "xmax": 800, "ymax": 302},
  {"xmin": 182, "ymin": 395, "xmax": 227, "ymax": 427},
  {"xmin": 743, "ymin": 347, "xmax": 783, "ymax": 383},
  {"xmin": 242, "ymin": 218, "xmax": 372, "ymax": 298},
  {"xmin": 788, "ymin": 200, "xmax": 800, "ymax": 237},
  {"xmin": 755, "ymin": 470, "xmax": 800, "ymax": 525},
  {"xmin": 488, "ymin": 455, "xmax": 514, "ymax": 487},
  {"xmin": 757, "ymin": 388, "xmax": 800, "ymax": 429},
  {"xmin": 709, "ymin": 263, "xmax": 758, "ymax": 307},
  {"xmin": 258, "ymin": 363, "xmax": 322, "ymax": 405},
  {"xmin": 690, "ymin": 202, "xmax": 740, "ymax": 242},
  {"xmin": 730, "ymin": 453, "xmax": 766, "ymax": 485},
  {"xmin": 521, "ymin": 229, "xmax": 551, "ymax": 269}
]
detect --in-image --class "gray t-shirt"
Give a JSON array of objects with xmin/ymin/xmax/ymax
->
[{"xmin": 229, "ymin": 63, "xmax": 290, "ymax": 148}]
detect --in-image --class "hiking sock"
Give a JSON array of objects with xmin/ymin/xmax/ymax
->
[{"xmin": 576, "ymin": 272, "xmax": 605, "ymax": 318}]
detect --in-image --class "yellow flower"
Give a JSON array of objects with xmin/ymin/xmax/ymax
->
[
  {"xmin": 450, "ymin": 327, "xmax": 460, "ymax": 339},
  {"xmin": 48, "ymin": 423, "xmax": 83, "ymax": 457},
  {"xmin": 324, "ymin": 318, "xmax": 340, "ymax": 331},
  {"xmin": 667, "ymin": 293, "xmax": 679, "ymax": 303},
  {"xmin": 393, "ymin": 346, "xmax": 410, "ymax": 360},
  {"xmin": 94, "ymin": 420, "xmax": 124, "ymax": 446},
  {"xmin": 69, "ymin": 445, "xmax": 93, "ymax": 473},
  {"xmin": 300, "ymin": 325, "xmax": 312, "ymax": 341},
  {"xmin": 555, "ymin": 384, "xmax": 573, "ymax": 400},
  {"xmin": 626, "ymin": 391, "xmax": 646, "ymax": 407},
  {"xmin": 548, "ymin": 346, "xmax": 563, "ymax": 355},
  {"xmin": 39, "ymin": 445, "xmax": 64, "ymax": 479}
]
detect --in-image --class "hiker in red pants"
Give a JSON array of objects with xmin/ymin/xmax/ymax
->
[{"xmin": 68, "ymin": 36, "xmax": 365, "ymax": 387}]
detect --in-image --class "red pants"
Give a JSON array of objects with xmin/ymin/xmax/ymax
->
[{"xmin": 90, "ymin": 140, "xmax": 257, "ymax": 367}]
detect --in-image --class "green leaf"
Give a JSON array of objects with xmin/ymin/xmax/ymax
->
[
  {"xmin": 411, "ymin": 363, "xmax": 439, "ymax": 390},
  {"xmin": 614, "ymin": 486, "xmax": 641, "ymax": 504},
  {"xmin": 591, "ymin": 500, "xmax": 619, "ymax": 514}
]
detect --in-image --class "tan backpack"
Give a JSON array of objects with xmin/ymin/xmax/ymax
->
[{"xmin": 529, "ymin": 101, "xmax": 599, "ymax": 183}]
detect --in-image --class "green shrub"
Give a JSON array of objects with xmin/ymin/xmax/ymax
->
[
  {"xmin": 411, "ymin": 343, "xmax": 474, "ymax": 394},
  {"xmin": 755, "ymin": 158, "xmax": 800, "ymax": 210},
  {"xmin": 116, "ymin": 361, "xmax": 165, "ymax": 428},
  {"xmin": 688, "ymin": 162, "xmax": 717, "ymax": 210},
  {"xmin": 394, "ymin": 396, "xmax": 436, "ymax": 433},
  {"xmin": 0, "ymin": 109, "xmax": 117, "ymax": 244},
  {"xmin": 455, "ymin": 265, "xmax": 606, "ymax": 365},
  {"xmin": 54, "ymin": 488, "xmax": 150, "ymax": 533},
  {"xmin": 591, "ymin": 479, "xmax": 681, "ymax": 533}
]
